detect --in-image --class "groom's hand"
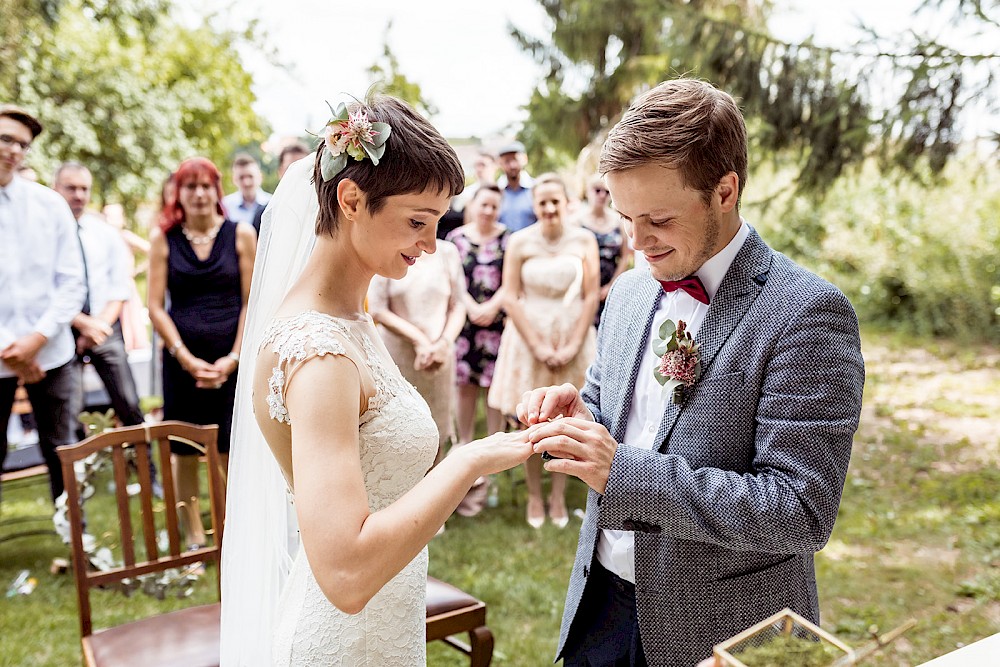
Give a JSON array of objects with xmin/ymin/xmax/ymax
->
[
  {"xmin": 516, "ymin": 383, "xmax": 593, "ymax": 426},
  {"xmin": 526, "ymin": 417, "xmax": 616, "ymax": 494}
]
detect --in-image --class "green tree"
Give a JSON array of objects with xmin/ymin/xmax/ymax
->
[
  {"xmin": 1, "ymin": 0, "xmax": 266, "ymax": 215},
  {"xmin": 367, "ymin": 22, "xmax": 438, "ymax": 118},
  {"xmin": 513, "ymin": 0, "xmax": 999, "ymax": 188}
]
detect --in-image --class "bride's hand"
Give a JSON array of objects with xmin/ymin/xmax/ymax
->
[{"xmin": 458, "ymin": 430, "xmax": 534, "ymax": 477}]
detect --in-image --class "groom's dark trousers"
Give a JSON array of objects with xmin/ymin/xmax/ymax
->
[{"xmin": 562, "ymin": 561, "xmax": 647, "ymax": 667}]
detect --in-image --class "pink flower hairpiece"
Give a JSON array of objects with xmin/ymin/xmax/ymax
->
[
  {"xmin": 318, "ymin": 101, "xmax": 392, "ymax": 181},
  {"xmin": 652, "ymin": 319, "xmax": 701, "ymax": 405}
]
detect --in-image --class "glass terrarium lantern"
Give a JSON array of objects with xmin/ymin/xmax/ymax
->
[{"xmin": 712, "ymin": 608, "xmax": 854, "ymax": 667}]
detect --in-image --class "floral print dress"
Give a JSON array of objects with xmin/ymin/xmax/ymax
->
[
  {"xmin": 446, "ymin": 226, "xmax": 510, "ymax": 388},
  {"xmin": 590, "ymin": 224, "xmax": 624, "ymax": 325}
]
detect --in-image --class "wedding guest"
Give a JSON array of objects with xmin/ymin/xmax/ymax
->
[
  {"xmin": 252, "ymin": 141, "xmax": 311, "ymax": 235},
  {"xmin": 446, "ymin": 185, "xmax": 508, "ymax": 516},
  {"xmin": 452, "ymin": 151, "xmax": 497, "ymax": 221},
  {"xmin": 496, "ymin": 141, "xmax": 536, "ymax": 232},
  {"xmin": 368, "ymin": 238, "xmax": 467, "ymax": 463},
  {"xmin": 439, "ymin": 151, "xmax": 498, "ymax": 240},
  {"xmin": 446, "ymin": 185, "xmax": 508, "ymax": 446},
  {"xmin": 222, "ymin": 152, "xmax": 270, "ymax": 225},
  {"xmin": 101, "ymin": 204, "xmax": 151, "ymax": 351},
  {"xmin": 0, "ymin": 105, "xmax": 86, "ymax": 503},
  {"xmin": 576, "ymin": 174, "xmax": 633, "ymax": 324},
  {"xmin": 488, "ymin": 173, "xmax": 600, "ymax": 528},
  {"xmin": 53, "ymin": 163, "xmax": 146, "ymax": 429},
  {"xmin": 148, "ymin": 157, "xmax": 255, "ymax": 547}
]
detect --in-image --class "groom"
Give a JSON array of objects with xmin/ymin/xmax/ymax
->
[{"xmin": 519, "ymin": 78, "xmax": 865, "ymax": 666}]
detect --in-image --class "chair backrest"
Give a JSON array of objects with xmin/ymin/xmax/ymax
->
[{"xmin": 57, "ymin": 421, "xmax": 226, "ymax": 638}]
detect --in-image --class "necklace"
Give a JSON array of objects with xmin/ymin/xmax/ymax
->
[{"xmin": 181, "ymin": 222, "xmax": 222, "ymax": 245}]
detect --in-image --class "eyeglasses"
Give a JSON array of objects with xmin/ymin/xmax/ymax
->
[{"xmin": 0, "ymin": 134, "xmax": 32, "ymax": 153}]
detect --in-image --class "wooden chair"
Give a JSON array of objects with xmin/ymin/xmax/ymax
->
[
  {"xmin": 426, "ymin": 576, "xmax": 494, "ymax": 666},
  {"xmin": 57, "ymin": 421, "xmax": 225, "ymax": 667}
]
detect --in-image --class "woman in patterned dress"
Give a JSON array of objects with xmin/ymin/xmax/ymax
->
[
  {"xmin": 576, "ymin": 175, "xmax": 633, "ymax": 325},
  {"xmin": 445, "ymin": 185, "xmax": 509, "ymax": 446}
]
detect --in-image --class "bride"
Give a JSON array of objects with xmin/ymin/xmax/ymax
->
[{"xmin": 219, "ymin": 95, "xmax": 533, "ymax": 665}]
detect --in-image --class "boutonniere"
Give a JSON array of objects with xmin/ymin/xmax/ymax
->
[{"xmin": 652, "ymin": 319, "xmax": 701, "ymax": 405}]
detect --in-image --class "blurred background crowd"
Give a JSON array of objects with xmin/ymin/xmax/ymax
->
[
  {"xmin": 1, "ymin": 1, "xmax": 998, "ymax": 664},
  {"xmin": 1, "ymin": 101, "xmax": 638, "ymax": 535}
]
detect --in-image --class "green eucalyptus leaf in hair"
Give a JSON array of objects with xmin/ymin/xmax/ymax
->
[{"xmin": 320, "ymin": 151, "xmax": 347, "ymax": 182}]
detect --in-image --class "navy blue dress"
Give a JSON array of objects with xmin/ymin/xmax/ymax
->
[{"xmin": 162, "ymin": 220, "xmax": 241, "ymax": 454}]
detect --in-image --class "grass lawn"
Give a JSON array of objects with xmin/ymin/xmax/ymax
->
[{"xmin": 2, "ymin": 329, "xmax": 998, "ymax": 666}]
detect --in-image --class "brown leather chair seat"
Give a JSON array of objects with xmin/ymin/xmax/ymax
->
[
  {"xmin": 426, "ymin": 576, "xmax": 493, "ymax": 665},
  {"xmin": 84, "ymin": 603, "xmax": 220, "ymax": 667},
  {"xmin": 426, "ymin": 577, "xmax": 483, "ymax": 619}
]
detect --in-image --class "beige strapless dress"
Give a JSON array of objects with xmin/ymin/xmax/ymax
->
[{"xmin": 488, "ymin": 246, "xmax": 596, "ymax": 416}]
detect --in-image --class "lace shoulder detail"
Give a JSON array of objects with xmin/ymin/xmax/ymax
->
[{"xmin": 258, "ymin": 311, "xmax": 354, "ymax": 424}]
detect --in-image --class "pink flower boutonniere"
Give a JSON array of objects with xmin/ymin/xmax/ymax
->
[{"xmin": 652, "ymin": 319, "xmax": 701, "ymax": 405}]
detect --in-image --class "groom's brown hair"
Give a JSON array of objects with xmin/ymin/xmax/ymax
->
[
  {"xmin": 313, "ymin": 94, "xmax": 465, "ymax": 236},
  {"xmin": 599, "ymin": 78, "xmax": 747, "ymax": 207}
]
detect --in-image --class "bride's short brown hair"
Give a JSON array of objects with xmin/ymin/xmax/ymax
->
[{"xmin": 313, "ymin": 94, "xmax": 465, "ymax": 236}]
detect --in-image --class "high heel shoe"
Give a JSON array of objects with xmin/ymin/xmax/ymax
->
[
  {"xmin": 548, "ymin": 498, "xmax": 569, "ymax": 529},
  {"xmin": 527, "ymin": 497, "xmax": 545, "ymax": 529}
]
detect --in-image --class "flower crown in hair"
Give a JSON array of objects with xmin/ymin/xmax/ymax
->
[{"xmin": 318, "ymin": 101, "xmax": 392, "ymax": 182}]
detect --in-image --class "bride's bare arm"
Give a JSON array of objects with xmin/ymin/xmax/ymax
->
[{"xmin": 286, "ymin": 354, "xmax": 531, "ymax": 614}]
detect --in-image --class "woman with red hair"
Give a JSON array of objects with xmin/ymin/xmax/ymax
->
[{"xmin": 148, "ymin": 156, "xmax": 256, "ymax": 548}]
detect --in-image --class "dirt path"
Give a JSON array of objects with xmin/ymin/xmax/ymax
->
[{"xmin": 861, "ymin": 339, "xmax": 1000, "ymax": 467}]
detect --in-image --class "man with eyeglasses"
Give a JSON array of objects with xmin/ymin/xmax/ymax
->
[{"xmin": 0, "ymin": 105, "xmax": 86, "ymax": 504}]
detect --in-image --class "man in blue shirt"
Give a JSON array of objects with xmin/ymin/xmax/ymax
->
[
  {"xmin": 222, "ymin": 153, "xmax": 271, "ymax": 225},
  {"xmin": 496, "ymin": 141, "xmax": 536, "ymax": 232}
]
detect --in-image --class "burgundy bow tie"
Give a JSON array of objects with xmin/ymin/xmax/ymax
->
[{"xmin": 658, "ymin": 275, "xmax": 710, "ymax": 305}]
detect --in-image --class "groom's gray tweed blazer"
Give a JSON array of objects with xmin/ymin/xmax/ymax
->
[{"xmin": 556, "ymin": 228, "xmax": 865, "ymax": 667}]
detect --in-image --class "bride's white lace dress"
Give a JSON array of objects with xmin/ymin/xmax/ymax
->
[{"xmin": 260, "ymin": 311, "xmax": 438, "ymax": 665}]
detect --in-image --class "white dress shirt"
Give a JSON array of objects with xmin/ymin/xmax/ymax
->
[
  {"xmin": 78, "ymin": 212, "xmax": 131, "ymax": 318},
  {"xmin": 222, "ymin": 189, "xmax": 271, "ymax": 225},
  {"xmin": 0, "ymin": 176, "xmax": 86, "ymax": 377},
  {"xmin": 596, "ymin": 221, "xmax": 751, "ymax": 583}
]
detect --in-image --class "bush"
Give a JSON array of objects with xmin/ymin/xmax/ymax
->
[{"xmin": 746, "ymin": 159, "xmax": 1000, "ymax": 342}]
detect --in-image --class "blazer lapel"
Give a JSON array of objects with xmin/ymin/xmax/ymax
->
[
  {"xmin": 655, "ymin": 228, "xmax": 774, "ymax": 452},
  {"xmin": 608, "ymin": 274, "xmax": 661, "ymax": 443}
]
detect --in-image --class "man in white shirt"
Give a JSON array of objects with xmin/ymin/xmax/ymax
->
[
  {"xmin": 0, "ymin": 105, "xmax": 87, "ymax": 503},
  {"xmin": 519, "ymin": 80, "xmax": 864, "ymax": 666},
  {"xmin": 53, "ymin": 162, "xmax": 146, "ymax": 431},
  {"xmin": 222, "ymin": 152, "xmax": 270, "ymax": 225}
]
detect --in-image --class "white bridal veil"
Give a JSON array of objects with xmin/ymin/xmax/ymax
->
[{"xmin": 219, "ymin": 155, "xmax": 318, "ymax": 665}]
